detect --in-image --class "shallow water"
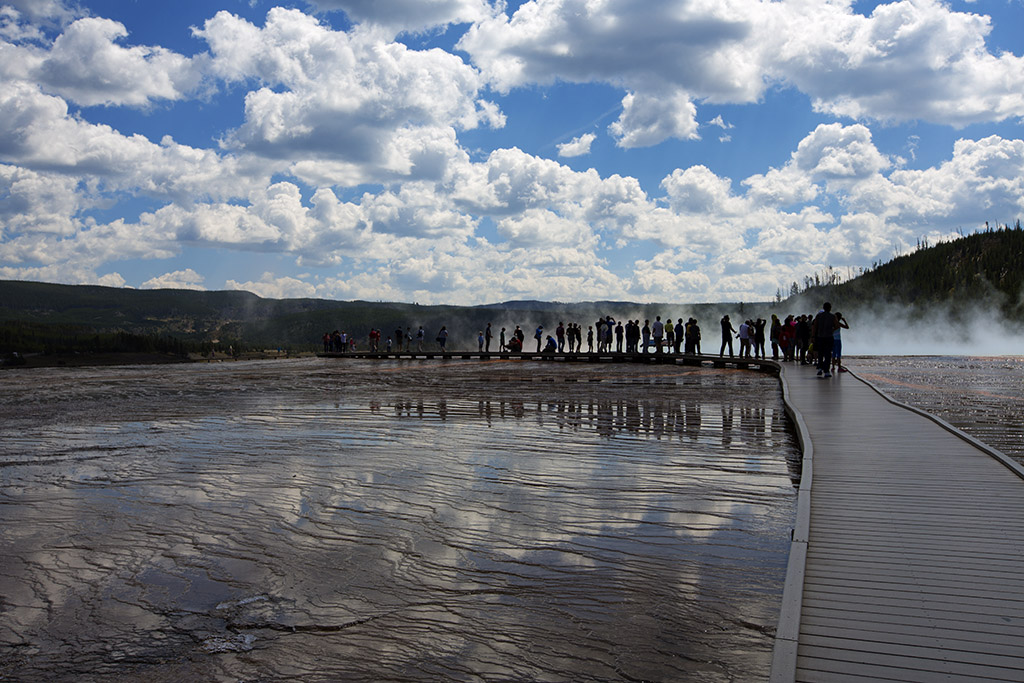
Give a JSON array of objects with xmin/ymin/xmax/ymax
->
[
  {"xmin": 0, "ymin": 358, "xmax": 798, "ymax": 682},
  {"xmin": 848, "ymin": 355, "xmax": 1024, "ymax": 465}
]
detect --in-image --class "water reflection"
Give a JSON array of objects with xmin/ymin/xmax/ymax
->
[
  {"xmin": 0, "ymin": 359, "xmax": 798, "ymax": 682},
  {"xmin": 388, "ymin": 396, "xmax": 784, "ymax": 444}
]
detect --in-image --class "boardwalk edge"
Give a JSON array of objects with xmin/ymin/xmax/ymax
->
[{"xmin": 769, "ymin": 364, "xmax": 814, "ymax": 683}]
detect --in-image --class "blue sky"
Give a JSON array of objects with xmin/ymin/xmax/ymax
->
[{"xmin": 1, "ymin": 0, "xmax": 1022, "ymax": 304}]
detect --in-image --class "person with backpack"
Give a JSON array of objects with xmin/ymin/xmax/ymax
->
[{"xmin": 811, "ymin": 303, "xmax": 838, "ymax": 378}]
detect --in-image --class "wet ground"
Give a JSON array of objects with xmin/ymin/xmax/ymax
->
[
  {"xmin": 0, "ymin": 358, "xmax": 799, "ymax": 682},
  {"xmin": 848, "ymin": 355, "xmax": 1024, "ymax": 465}
]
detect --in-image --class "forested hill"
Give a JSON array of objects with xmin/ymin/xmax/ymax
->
[
  {"xmin": 0, "ymin": 280, "xmax": 737, "ymax": 354},
  {"xmin": 803, "ymin": 225, "xmax": 1024, "ymax": 320},
  {"xmin": 0, "ymin": 280, "xmax": 439, "ymax": 351},
  {"xmin": 0, "ymin": 281, "xmax": 337, "ymax": 335}
]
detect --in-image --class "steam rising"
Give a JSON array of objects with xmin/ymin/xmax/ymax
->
[
  {"xmin": 772, "ymin": 293, "xmax": 1024, "ymax": 357},
  {"xmin": 429, "ymin": 296, "xmax": 1024, "ymax": 357}
]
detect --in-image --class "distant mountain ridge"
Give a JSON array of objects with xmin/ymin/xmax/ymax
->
[{"xmin": 0, "ymin": 280, "xmax": 739, "ymax": 352}]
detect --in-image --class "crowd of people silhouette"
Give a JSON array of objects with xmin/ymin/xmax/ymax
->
[{"xmin": 322, "ymin": 305, "xmax": 848, "ymax": 372}]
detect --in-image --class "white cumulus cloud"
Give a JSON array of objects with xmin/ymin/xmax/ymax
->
[
  {"xmin": 196, "ymin": 8, "xmax": 503, "ymax": 186},
  {"xmin": 32, "ymin": 17, "xmax": 204, "ymax": 106},
  {"xmin": 307, "ymin": 0, "xmax": 495, "ymax": 36},
  {"xmin": 769, "ymin": 0, "xmax": 1024, "ymax": 126},
  {"xmin": 610, "ymin": 91, "xmax": 700, "ymax": 147},
  {"xmin": 557, "ymin": 132, "xmax": 595, "ymax": 157},
  {"xmin": 226, "ymin": 272, "xmax": 318, "ymax": 299},
  {"xmin": 0, "ymin": 82, "xmax": 262, "ymax": 203},
  {"xmin": 142, "ymin": 269, "xmax": 207, "ymax": 291},
  {"xmin": 459, "ymin": 0, "xmax": 1024, "ymax": 145}
]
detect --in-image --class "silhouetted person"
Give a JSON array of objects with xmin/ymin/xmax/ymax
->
[
  {"xmin": 684, "ymin": 319, "xmax": 697, "ymax": 354},
  {"xmin": 754, "ymin": 318, "xmax": 766, "ymax": 359},
  {"xmin": 720, "ymin": 315, "xmax": 736, "ymax": 357},
  {"xmin": 796, "ymin": 315, "xmax": 811, "ymax": 363},
  {"xmin": 769, "ymin": 315, "xmax": 781, "ymax": 359},
  {"xmin": 832, "ymin": 312, "xmax": 849, "ymax": 373},
  {"xmin": 738, "ymin": 319, "xmax": 752, "ymax": 358},
  {"xmin": 811, "ymin": 303, "xmax": 837, "ymax": 377}
]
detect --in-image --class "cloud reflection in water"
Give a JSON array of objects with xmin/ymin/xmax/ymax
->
[{"xmin": 0, "ymin": 359, "xmax": 798, "ymax": 681}]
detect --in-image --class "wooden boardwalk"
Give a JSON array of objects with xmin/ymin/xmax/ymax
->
[{"xmin": 772, "ymin": 363, "xmax": 1024, "ymax": 682}]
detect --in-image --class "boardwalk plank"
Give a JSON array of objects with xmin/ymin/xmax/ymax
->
[
  {"xmin": 800, "ymin": 600, "xmax": 1024, "ymax": 633},
  {"xmin": 809, "ymin": 508, "xmax": 1024, "ymax": 524},
  {"xmin": 804, "ymin": 537, "xmax": 1024, "ymax": 556},
  {"xmin": 799, "ymin": 607, "xmax": 1024, "ymax": 642},
  {"xmin": 803, "ymin": 575, "xmax": 1024, "ymax": 602},
  {"xmin": 800, "ymin": 633, "xmax": 1024, "ymax": 671},
  {"xmin": 797, "ymin": 654, "xmax": 1022, "ymax": 682},
  {"xmin": 807, "ymin": 528, "xmax": 1024, "ymax": 544},
  {"xmin": 803, "ymin": 568, "xmax": 1024, "ymax": 594},
  {"xmin": 804, "ymin": 553, "xmax": 1024, "ymax": 576},
  {"xmin": 801, "ymin": 586, "xmax": 1024, "ymax": 614},
  {"xmin": 797, "ymin": 647, "xmax": 1024, "ymax": 680},
  {"xmin": 807, "ymin": 541, "xmax": 1024, "ymax": 560},
  {"xmin": 799, "ymin": 623, "xmax": 1024, "ymax": 658}
]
